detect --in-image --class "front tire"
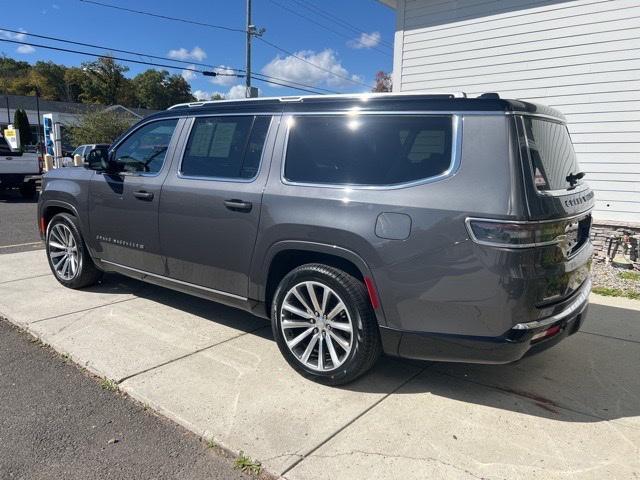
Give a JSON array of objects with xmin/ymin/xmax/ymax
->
[
  {"xmin": 272, "ymin": 264, "xmax": 381, "ymax": 385},
  {"xmin": 46, "ymin": 213, "xmax": 102, "ymax": 288}
]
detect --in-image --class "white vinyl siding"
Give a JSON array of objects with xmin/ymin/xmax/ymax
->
[{"xmin": 393, "ymin": 0, "xmax": 640, "ymax": 223}]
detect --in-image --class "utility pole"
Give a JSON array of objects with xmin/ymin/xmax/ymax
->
[{"xmin": 245, "ymin": 0, "xmax": 265, "ymax": 98}]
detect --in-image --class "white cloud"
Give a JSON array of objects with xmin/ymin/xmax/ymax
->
[
  {"xmin": 16, "ymin": 44, "xmax": 35, "ymax": 54},
  {"xmin": 1, "ymin": 29, "xmax": 35, "ymax": 54},
  {"xmin": 209, "ymin": 65, "xmax": 237, "ymax": 86},
  {"xmin": 181, "ymin": 65, "xmax": 197, "ymax": 81},
  {"xmin": 167, "ymin": 46, "xmax": 207, "ymax": 61},
  {"xmin": 261, "ymin": 49, "xmax": 361, "ymax": 88},
  {"xmin": 193, "ymin": 90, "xmax": 214, "ymax": 100},
  {"xmin": 226, "ymin": 85, "xmax": 248, "ymax": 99},
  {"xmin": 52, "ymin": 3, "xmax": 60, "ymax": 9},
  {"xmin": 347, "ymin": 31, "xmax": 381, "ymax": 49}
]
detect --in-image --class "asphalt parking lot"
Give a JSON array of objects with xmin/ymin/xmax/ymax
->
[
  {"xmin": 0, "ymin": 190, "xmax": 43, "ymax": 255},
  {"xmin": 1, "ymin": 248, "xmax": 639, "ymax": 479}
]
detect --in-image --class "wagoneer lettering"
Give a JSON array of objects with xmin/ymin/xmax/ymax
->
[{"xmin": 38, "ymin": 92, "xmax": 594, "ymax": 385}]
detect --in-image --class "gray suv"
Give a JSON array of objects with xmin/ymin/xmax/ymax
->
[{"xmin": 38, "ymin": 93, "xmax": 593, "ymax": 385}]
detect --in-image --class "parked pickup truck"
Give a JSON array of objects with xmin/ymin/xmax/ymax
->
[{"xmin": 0, "ymin": 136, "xmax": 42, "ymax": 198}]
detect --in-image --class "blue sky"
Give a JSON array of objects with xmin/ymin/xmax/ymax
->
[{"xmin": 1, "ymin": 0, "xmax": 394, "ymax": 99}]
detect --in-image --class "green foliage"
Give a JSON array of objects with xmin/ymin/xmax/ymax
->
[
  {"xmin": 619, "ymin": 270, "xmax": 640, "ymax": 282},
  {"xmin": 1, "ymin": 55, "xmax": 196, "ymax": 109},
  {"xmin": 80, "ymin": 57, "xmax": 130, "ymax": 105},
  {"xmin": 234, "ymin": 452, "xmax": 261, "ymax": 475},
  {"xmin": 211, "ymin": 93, "xmax": 225, "ymax": 101},
  {"xmin": 592, "ymin": 286, "xmax": 640, "ymax": 300},
  {"xmin": 13, "ymin": 109, "xmax": 32, "ymax": 147},
  {"xmin": 100, "ymin": 378, "xmax": 119, "ymax": 392},
  {"xmin": 131, "ymin": 70, "xmax": 195, "ymax": 109},
  {"xmin": 69, "ymin": 109, "xmax": 135, "ymax": 146}
]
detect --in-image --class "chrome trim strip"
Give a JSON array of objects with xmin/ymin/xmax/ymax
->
[
  {"xmin": 101, "ymin": 260, "xmax": 248, "ymax": 301},
  {"xmin": 512, "ymin": 278, "xmax": 591, "ymax": 330},
  {"xmin": 168, "ymin": 91, "xmax": 469, "ymax": 109},
  {"xmin": 279, "ymin": 113, "xmax": 463, "ymax": 191},
  {"xmin": 506, "ymin": 112, "xmax": 566, "ymax": 123}
]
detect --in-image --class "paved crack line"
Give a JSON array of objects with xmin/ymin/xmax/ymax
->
[
  {"xmin": 117, "ymin": 324, "xmax": 270, "ymax": 384},
  {"xmin": 0, "ymin": 241, "xmax": 43, "ymax": 249},
  {"xmin": 27, "ymin": 297, "xmax": 139, "ymax": 325},
  {"xmin": 0, "ymin": 273, "xmax": 52, "ymax": 285},
  {"xmin": 578, "ymin": 330, "xmax": 640, "ymax": 345},
  {"xmin": 280, "ymin": 364, "xmax": 430, "ymax": 477}
]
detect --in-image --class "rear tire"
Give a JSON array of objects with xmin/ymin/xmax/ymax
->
[
  {"xmin": 272, "ymin": 263, "xmax": 381, "ymax": 385},
  {"xmin": 46, "ymin": 213, "xmax": 102, "ymax": 289}
]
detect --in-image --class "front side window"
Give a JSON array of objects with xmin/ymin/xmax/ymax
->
[
  {"xmin": 181, "ymin": 116, "xmax": 271, "ymax": 179},
  {"xmin": 522, "ymin": 117, "xmax": 582, "ymax": 192},
  {"xmin": 284, "ymin": 115, "xmax": 453, "ymax": 186},
  {"xmin": 113, "ymin": 119, "xmax": 178, "ymax": 174}
]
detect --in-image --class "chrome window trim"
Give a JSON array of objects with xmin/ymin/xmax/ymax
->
[
  {"xmin": 101, "ymin": 260, "xmax": 247, "ymax": 301},
  {"xmin": 176, "ymin": 114, "xmax": 275, "ymax": 184},
  {"xmin": 279, "ymin": 112, "xmax": 463, "ymax": 191},
  {"xmin": 465, "ymin": 211, "xmax": 592, "ymax": 249}
]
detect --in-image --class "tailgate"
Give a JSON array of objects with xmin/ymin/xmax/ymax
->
[{"xmin": 0, "ymin": 153, "xmax": 40, "ymax": 175}]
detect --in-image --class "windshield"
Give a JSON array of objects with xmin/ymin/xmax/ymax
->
[{"xmin": 522, "ymin": 117, "xmax": 583, "ymax": 192}]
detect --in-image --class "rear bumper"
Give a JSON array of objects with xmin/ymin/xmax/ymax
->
[{"xmin": 381, "ymin": 280, "xmax": 590, "ymax": 364}]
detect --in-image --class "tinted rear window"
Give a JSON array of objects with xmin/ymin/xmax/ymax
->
[
  {"xmin": 284, "ymin": 115, "xmax": 453, "ymax": 186},
  {"xmin": 522, "ymin": 117, "xmax": 582, "ymax": 191}
]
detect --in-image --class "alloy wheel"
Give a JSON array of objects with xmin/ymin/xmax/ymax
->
[
  {"xmin": 280, "ymin": 281, "xmax": 354, "ymax": 372},
  {"xmin": 48, "ymin": 223, "xmax": 79, "ymax": 281}
]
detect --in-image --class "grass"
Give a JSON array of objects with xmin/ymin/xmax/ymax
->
[
  {"xmin": 234, "ymin": 451, "xmax": 262, "ymax": 475},
  {"xmin": 206, "ymin": 438, "xmax": 217, "ymax": 449},
  {"xmin": 100, "ymin": 378, "xmax": 119, "ymax": 392},
  {"xmin": 619, "ymin": 270, "xmax": 640, "ymax": 282},
  {"xmin": 592, "ymin": 286, "xmax": 640, "ymax": 301}
]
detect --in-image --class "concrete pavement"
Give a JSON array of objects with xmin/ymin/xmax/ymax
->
[
  {"xmin": 0, "ymin": 191, "xmax": 43, "ymax": 255},
  {"xmin": 1, "ymin": 249, "xmax": 639, "ymax": 479}
]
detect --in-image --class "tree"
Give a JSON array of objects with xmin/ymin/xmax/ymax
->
[
  {"xmin": 30, "ymin": 61, "xmax": 67, "ymax": 100},
  {"xmin": 211, "ymin": 93, "xmax": 225, "ymax": 101},
  {"xmin": 13, "ymin": 109, "xmax": 32, "ymax": 147},
  {"xmin": 68, "ymin": 109, "xmax": 135, "ymax": 146},
  {"xmin": 63, "ymin": 67, "xmax": 87, "ymax": 103},
  {"xmin": 80, "ymin": 56, "xmax": 129, "ymax": 105},
  {"xmin": 372, "ymin": 71, "xmax": 392, "ymax": 93},
  {"xmin": 132, "ymin": 70, "xmax": 195, "ymax": 109}
]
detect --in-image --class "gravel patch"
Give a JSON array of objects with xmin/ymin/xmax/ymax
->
[{"xmin": 591, "ymin": 259, "xmax": 640, "ymax": 299}]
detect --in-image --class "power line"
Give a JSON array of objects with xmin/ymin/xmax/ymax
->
[
  {"xmin": 77, "ymin": 0, "xmax": 369, "ymax": 90},
  {"xmin": 0, "ymin": 38, "xmax": 329, "ymax": 95},
  {"xmin": 0, "ymin": 27, "xmax": 337, "ymax": 93},
  {"xmin": 256, "ymin": 37, "xmax": 373, "ymax": 89},
  {"xmin": 264, "ymin": 0, "xmax": 391, "ymax": 56},
  {"xmin": 79, "ymin": 0, "xmax": 247, "ymax": 33},
  {"xmin": 290, "ymin": 0, "xmax": 393, "ymax": 48}
]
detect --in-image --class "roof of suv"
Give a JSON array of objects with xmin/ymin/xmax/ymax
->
[{"xmin": 155, "ymin": 92, "xmax": 565, "ymax": 122}]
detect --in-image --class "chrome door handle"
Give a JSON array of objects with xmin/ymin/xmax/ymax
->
[
  {"xmin": 133, "ymin": 190, "xmax": 154, "ymax": 200},
  {"xmin": 224, "ymin": 199, "xmax": 252, "ymax": 212}
]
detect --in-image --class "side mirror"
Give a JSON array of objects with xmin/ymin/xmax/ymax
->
[{"xmin": 85, "ymin": 147, "xmax": 112, "ymax": 172}]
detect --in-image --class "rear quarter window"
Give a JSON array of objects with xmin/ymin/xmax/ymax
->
[
  {"xmin": 521, "ymin": 117, "xmax": 582, "ymax": 192},
  {"xmin": 284, "ymin": 115, "xmax": 454, "ymax": 186}
]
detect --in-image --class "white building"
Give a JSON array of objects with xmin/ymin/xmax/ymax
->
[{"xmin": 380, "ymin": 0, "xmax": 640, "ymax": 224}]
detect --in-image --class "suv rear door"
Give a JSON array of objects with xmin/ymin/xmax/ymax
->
[{"xmin": 158, "ymin": 114, "xmax": 278, "ymax": 299}]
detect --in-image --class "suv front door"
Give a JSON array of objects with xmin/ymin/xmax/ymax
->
[
  {"xmin": 159, "ymin": 114, "xmax": 277, "ymax": 299},
  {"xmin": 88, "ymin": 118, "xmax": 183, "ymax": 274}
]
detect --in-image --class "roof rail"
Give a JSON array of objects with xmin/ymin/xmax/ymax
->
[{"xmin": 167, "ymin": 90, "xmax": 468, "ymax": 110}]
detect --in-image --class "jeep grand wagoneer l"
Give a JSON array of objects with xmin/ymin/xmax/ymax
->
[{"xmin": 38, "ymin": 92, "xmax": 593, "ymax": 385}]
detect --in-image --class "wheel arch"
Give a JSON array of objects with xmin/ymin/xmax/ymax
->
[
  {"xmin": 40, "ymin": 200, "xmax": 80, "ymax": 238},
  {"xmin": 251, "ymin": 241, "xmax": 386, "ymax": 326}
]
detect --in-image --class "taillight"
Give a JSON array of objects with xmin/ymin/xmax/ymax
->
[{"xmin": 466, "ymin": 218, "xmax": 567, "ymax": 248}]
